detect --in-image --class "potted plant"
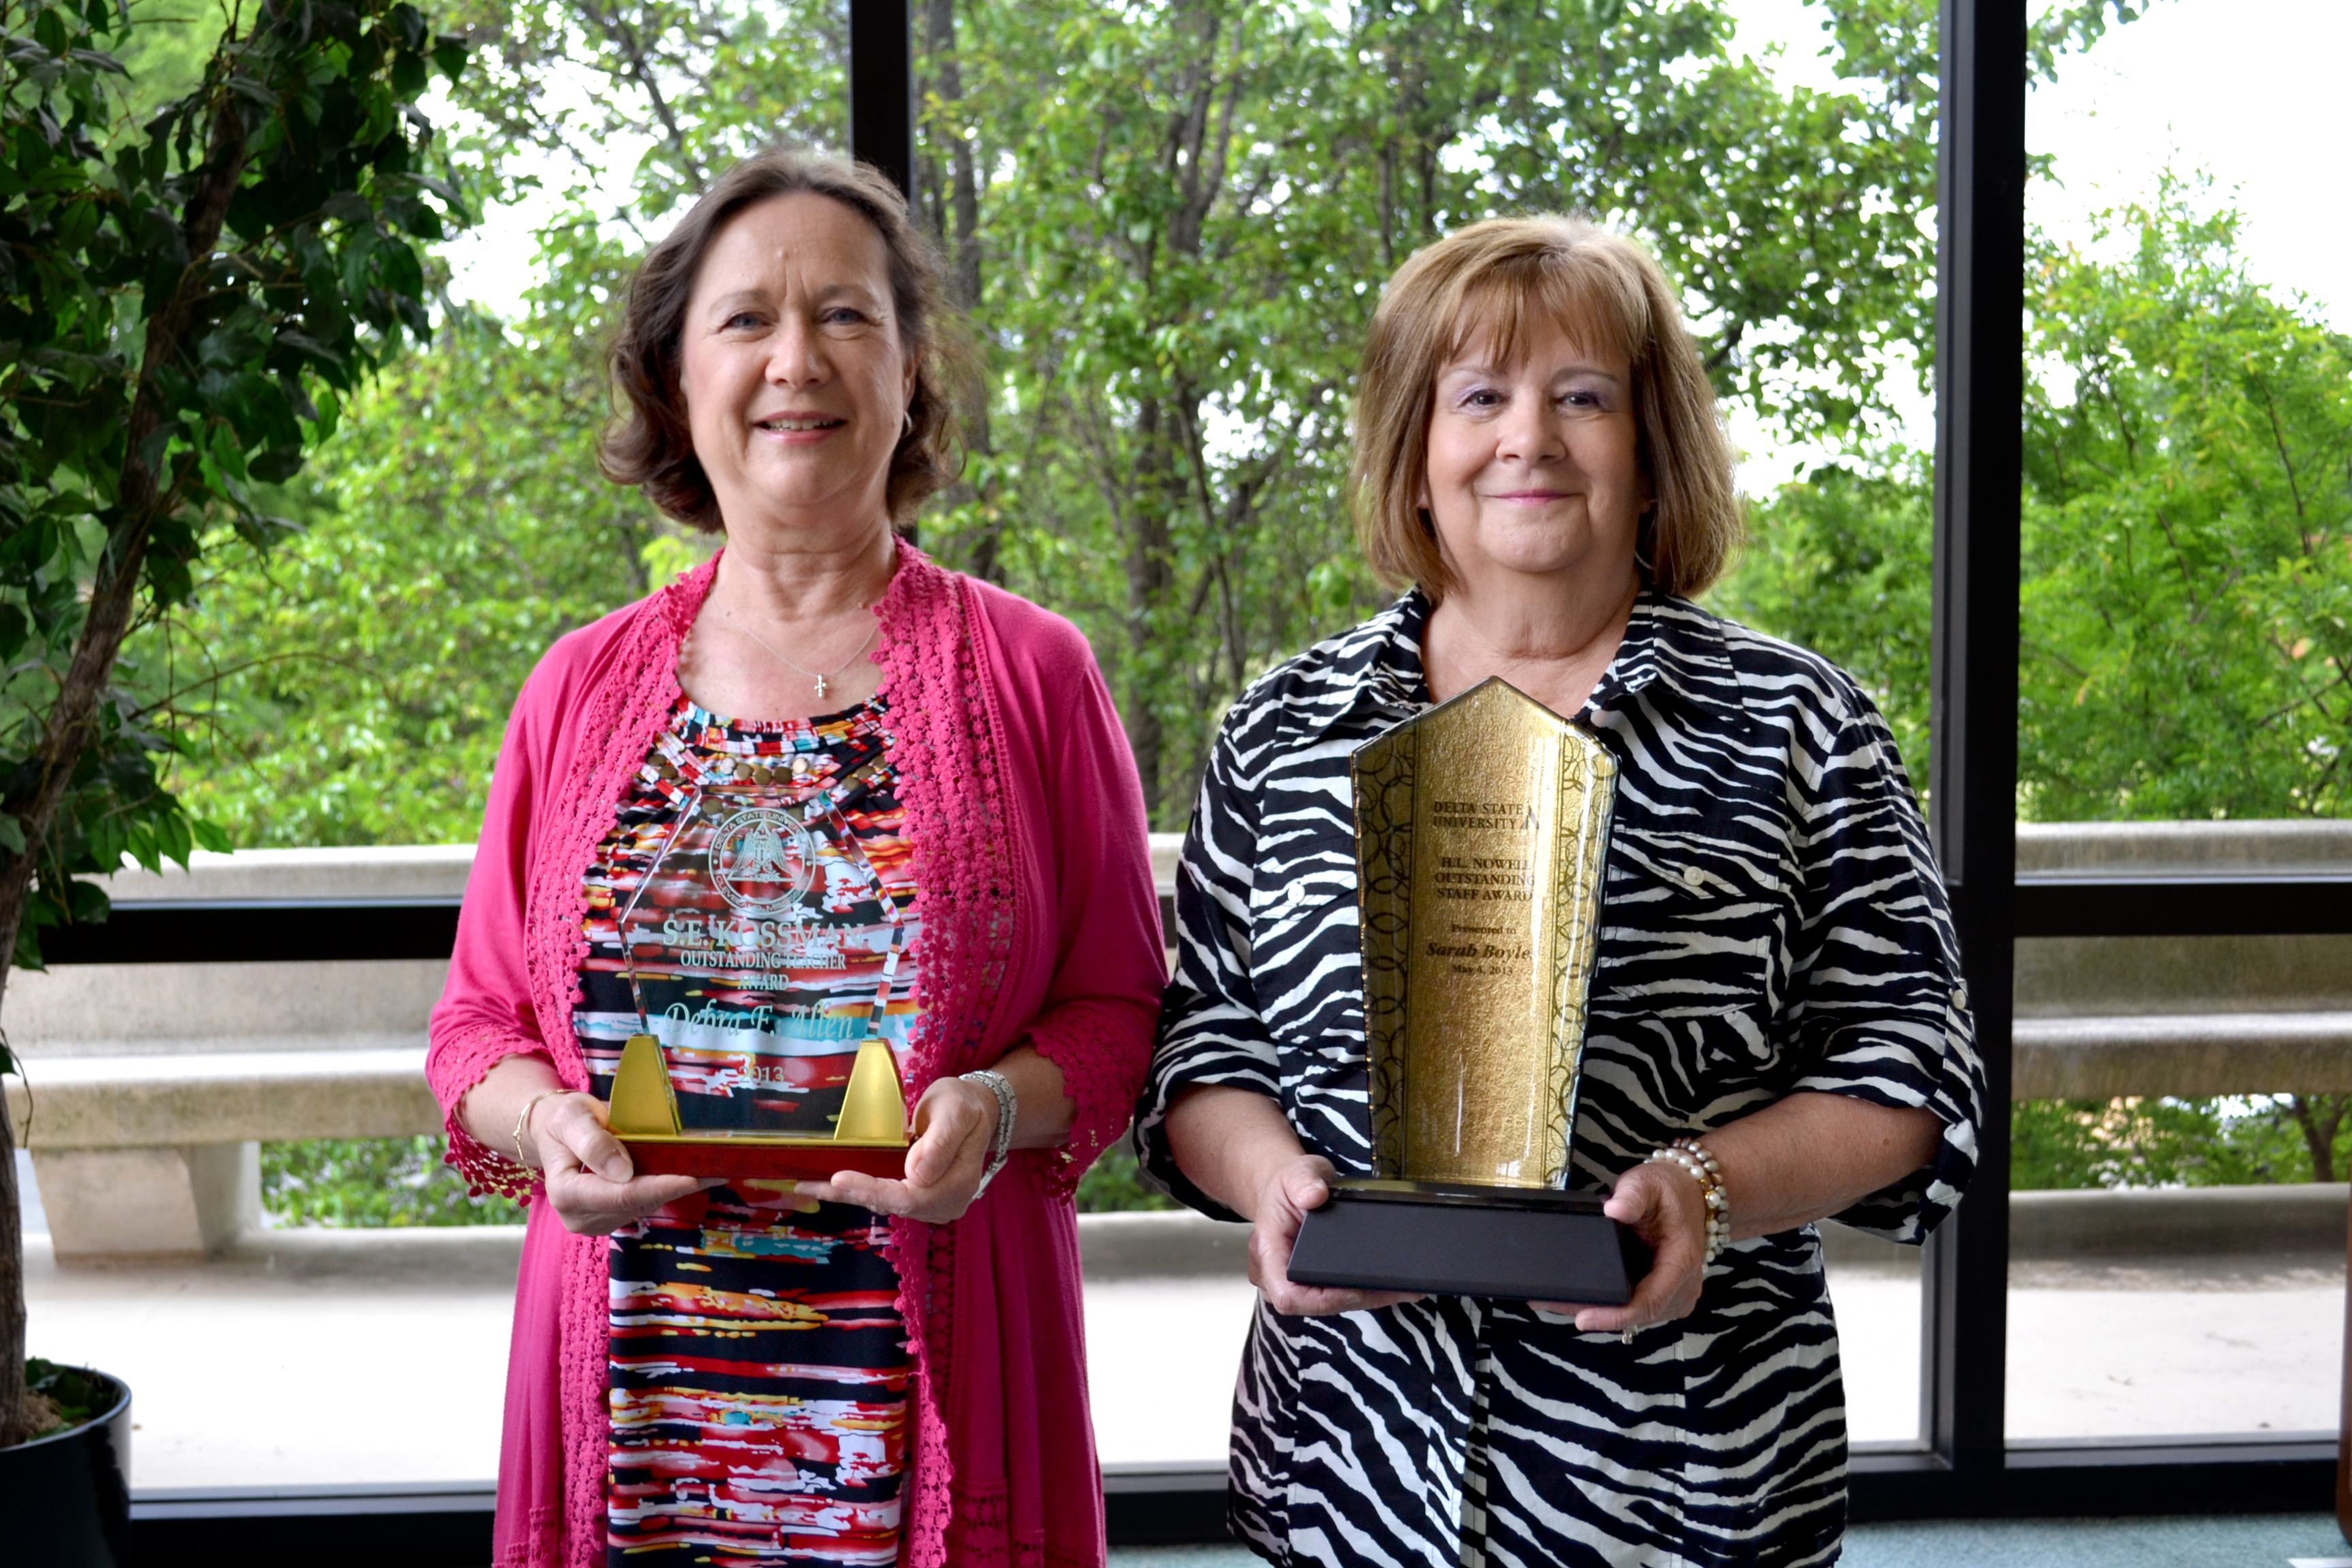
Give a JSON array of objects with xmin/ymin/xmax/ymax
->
[
  {"xmin": 1, "ymin": 1358, "xmax": 133, "ymax": 1563},
  {"xmin": 0, "ymin": 0, "xmax": 466, "ymax": 1544}
]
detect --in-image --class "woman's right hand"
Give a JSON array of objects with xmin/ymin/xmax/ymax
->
[
  {"xmin": 1249, "ymin": 1154, "xmax": 1424, "ymax": 1318},
  {"xmin": 527, "ymin": 1092, "xmax": 716, "ymax": 1235},
  {"xmin": 1166, "ymin": 1083, "xmax": 1422, "ymax": 1318}
]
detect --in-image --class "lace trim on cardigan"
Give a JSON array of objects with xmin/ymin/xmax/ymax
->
[
  {"xmin": 1021, "ymin": 998, "xmax": 1149, "ymax": 1202},
  {"xmin": 439, "ymin": 564, "xmax": 719, "ymax": 1212},
  {"xmin": 559, "ymin": 1228, "xmax": 610, "ymax": 1568},
  {"xmin": 874, "ymin": 553, "xmax": 1023, "ymax": 1568},
  {"xmin": 528, "ymin": 559, "xmax": 710, "ymax": 1568},
  {"xmin": 495, "ymin": 1505, "xmax": 555, "ymax": 1568},
  {"xmin": 525, "ymin": 559, "xmax": 710, "ymax": 1092},
  {"xmin": 437, "ymin": 1026, "xmax": 547, "ymax": 1200},
  {"xmin": 943, "ymin": 1477, "xmax": 1048, "ymax": 1568}
]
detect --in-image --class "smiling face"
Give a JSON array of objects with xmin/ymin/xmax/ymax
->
[
  {"xmin": 1419, "ymin": 315, "xmax": 1650, "ymax": 595},
  {"xmin": 677, "ymin": 191, "xmax": 915, "ymax": 540}
]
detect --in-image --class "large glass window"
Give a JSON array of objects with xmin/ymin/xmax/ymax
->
[
  {"xmin": 2008, "ymin": 0, "xmax": 2352, "ymax": 1444},
  {"xmin": 12, "ymin": 0, "xmax": 2347, "ymax": 1524}
]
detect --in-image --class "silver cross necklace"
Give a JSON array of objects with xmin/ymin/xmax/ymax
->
[{"xmin": 719, "ymin": 602, "xmax": 879, "ymax": 702}]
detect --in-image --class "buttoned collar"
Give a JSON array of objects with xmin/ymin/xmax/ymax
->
[{"xmin": 1330, "ymin": 583, "xmax": 1746, "ymax": 728}]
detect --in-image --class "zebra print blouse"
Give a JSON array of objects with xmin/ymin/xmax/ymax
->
[{"xmin": 1137, "ymin": 588, "xmax": 1984, "ymax": 1568}]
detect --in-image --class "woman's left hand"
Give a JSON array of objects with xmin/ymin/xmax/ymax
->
[
  {"xmin": 1533, "ymin": 1158, "xmax": 1710, "ymax": 1335},
  {"xmin": 792, "ymin": 1075, "xmax": 1001, "ymax": 1224}
]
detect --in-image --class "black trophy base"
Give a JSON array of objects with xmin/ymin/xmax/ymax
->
[{"xmin": 1287, "ymin": 1179, "xmax": 1652, "ymax": 1305}]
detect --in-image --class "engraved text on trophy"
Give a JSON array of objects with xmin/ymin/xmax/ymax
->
[{"xmin": 1401, "ymin": 704, "xmax": 1569, "ymax": 1186}]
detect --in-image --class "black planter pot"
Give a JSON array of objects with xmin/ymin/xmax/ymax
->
[{"xmin": 0, "ymin": 1367, "xmax": 133, "ymax": 1567}]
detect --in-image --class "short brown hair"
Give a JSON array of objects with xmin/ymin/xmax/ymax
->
[
  {"xmin": 602, "ymin": 149, "xmax": 960, "ymax": 529},
  {"xmin": 1352, "ymin": 216, "xmax": 1742, "ymax": 600}
]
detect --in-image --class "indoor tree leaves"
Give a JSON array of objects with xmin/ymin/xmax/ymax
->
[
  {"xmin": 0, "ymin": 0, "xmax": 470, "ymax": 968},
  {"xmin": 0, "ymin": 0, "xmax": 468, "ymax": 1446}
]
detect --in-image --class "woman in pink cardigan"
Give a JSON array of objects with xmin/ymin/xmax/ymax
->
[{"xmin": 427, "ymin": 149, "xmax": 1164, "ymax": 1568}]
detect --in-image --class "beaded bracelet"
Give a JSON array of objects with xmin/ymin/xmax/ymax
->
[
  {"xmin": 960, "ymin": 1069, "xmax": 1018, "ymax": 1199},
  {"xmin": 1646, "ymin": 1137, "xmax": 1731, "ymax": 1264}
]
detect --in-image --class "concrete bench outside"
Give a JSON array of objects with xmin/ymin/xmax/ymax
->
[
  {"xmin": 8, "ymin": 823, "xmax": 2352, "ymax": 1260},
  {"xmin": 4, "ymin": 846, "xmax": 463, "ymax": 1258}
]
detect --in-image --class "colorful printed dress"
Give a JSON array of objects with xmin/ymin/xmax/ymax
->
[{"xmin": 574, "ymin": 692, "xmax": 919, "ymax": 1567}]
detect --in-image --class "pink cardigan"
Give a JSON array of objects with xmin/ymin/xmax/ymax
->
[{"xmin": 426, "ymin": 547, "xmax": 1164, "ymax": 1568}]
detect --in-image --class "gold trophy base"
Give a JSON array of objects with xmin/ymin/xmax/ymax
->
[
  {"xmin": 1287, "ymin": 1179, "xmax": 1650, "ymax": 1305},
  {"xmin": 607, "ymin": 1034, "xmax": 911, "ymax": 1181}
]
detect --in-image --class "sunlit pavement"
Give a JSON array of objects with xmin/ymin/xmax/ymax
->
[
  {"xmin": 22, "ymin": 1227, "xmax": 517, "ymax": 1488},
  {"xmin": 1830, "ymin": 1250, "xmax": 2346, "ymax": 1443},
  {"xmin": 22, "ymin": 1223, "xmax": 1268, "ymax": 1488},
  {"xmin": 15, "ymin": 1211, "xmax": 2344, "ymax": 1490},
  {"xmin": 1109, "ymin": 1515, "xmax": 2352, "ymax": 1568}
]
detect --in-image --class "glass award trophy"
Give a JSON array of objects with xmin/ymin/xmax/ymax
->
[
  {"xmin": 1286, "ymin": 678, "xmax": 1652, "ymax": 1305},
  {"xmin": 603, "ymin": 754, "xmax": 911, "ymax": 1180}
]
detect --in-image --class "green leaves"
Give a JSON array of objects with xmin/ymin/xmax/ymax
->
[
  {"xmin": 2013, "ymin": 1095, "xmax": 2352, "ymax": 1190},
  {"xmin": 1710, "ymin": 458, "xmax": 1935, "ymax": 791},
  {"xmin": 23, "ymin": 1358, "xmax": 104, "ymax": 1433},
  {"xmin": 159, "ymin": 288, "xmax": 667, "ymax": 849},
  {"xmin": 143, "ymin": 0, "xmax": 2176, "ymax": 849},
  {"xmin": 2017, "ymin": 183, "xmax": 2352, "ymax": 820},
  {"xmin": 0, "ymin": 0, "xmax": 473, "ymax": 967},
  {"xmin": 1726, "ymin": 180, "xmax": 2352, "ymax": 826},
  {"xmin": 900, "ymin": 0, "xmax": 1981, "ymax": 819},
  {"xmin": 263, "ymin": 1135, "xmax": 524, "ymax": 1227}
]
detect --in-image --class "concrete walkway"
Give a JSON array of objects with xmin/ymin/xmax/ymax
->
[
  {"xmin": 21, "ymin": 1222, "xmax": 1268, "ymax": 1488},
  {"xmin": 24, "ymin": 1226, "xmax": 518, "ymax": 1488},
  {"xmin": 16, "ymin": 1197, "xmax": 2342, "ymax": 1490},
  {"xmin": 1109, "ymin": 1515, "xmax": 2352, "ymax": 1568}
]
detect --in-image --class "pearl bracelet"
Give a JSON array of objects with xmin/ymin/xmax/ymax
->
[
  {"xmin": 960, "ymin": 1069, "xmax": 1017, "ymax": 1200},
  {"xmin": 1646, "ymin": 1137, "xmax": 1731, "ymax": 1264}
]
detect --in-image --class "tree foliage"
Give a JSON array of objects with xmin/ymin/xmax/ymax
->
[
  {"xmin": 1727, "ymin": 185, "xmax": 2352, "ymax": 821},
  {"xmin": 166, "ymin": 249, "xmax": 672, "ymax": 846},
  {"xmin": 919, "ymin": 0, "xmax": 1970, "ymax": 821},
  {"xmin": 0, "ymin": 0, "xmax": 465, "ymax": 1446},
  {"xmin": 163, "ymin": 0, "xmax": 2172, "ymax": 844},
  {"xmin": 907, "ymin": 0, "xmax": 2159, "ymax": 821},
  {"xmin": 2013, "ymin": 1094, "xmax": 2352, "ymax": 1190},
  {"xmin": 1, "ymin": 0, "xmax": 466, "ymax": 960},
  {"xmin": 436, "ymin": 0, "xmax": 844, "ymax": 224},
  {"xmin": 264, "ymin": 1134, "xmax": 525, "ymax": 1224},
  {"xmin": 153, "ymin": 0, "xmax": 837, "ymax": 835},
  {"xmin": 2018, "ymin": 187, "xmax": 2352, "ymax": 820},
  {"xmin": 1710, "ymin": 456, "xmax": 1932, "ymax": 784}
]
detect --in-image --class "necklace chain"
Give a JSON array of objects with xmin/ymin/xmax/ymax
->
[{"xmin": 719, "ymin": 603, "xmax": 879, "ymax": 701}]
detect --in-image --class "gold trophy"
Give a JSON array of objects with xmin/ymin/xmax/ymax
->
[
  {"xmin": 603, "ymin": 760, "xmax": 911, "ymax": 1181},
  {"xmin": 1286, "ymin": 679, "xmax": 1650, "ymax": 1304}
]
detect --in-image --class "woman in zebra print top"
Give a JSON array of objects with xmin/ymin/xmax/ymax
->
[{"xmin": 1138, "ymin": 216, "xmax": 1985, "ymax": 1566}]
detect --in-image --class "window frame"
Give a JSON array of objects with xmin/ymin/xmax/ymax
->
[
  {"xmin": 102, "ymin": 0, "xmax": 2345, "ymax": 1552},
  {"xmin": 1897, "ymin": 0, "xmax": 2338, "ymax": 1517}
]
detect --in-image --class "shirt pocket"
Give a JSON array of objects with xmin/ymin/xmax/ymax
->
[{"xmin": 1592, "ymin": 846, "xmax": 1793, "ymax": 1075}]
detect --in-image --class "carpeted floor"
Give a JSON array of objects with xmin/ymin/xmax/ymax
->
[{"xmin": 1107, "ymin": 1513, "xmax": 2352, "ymax": 1567}]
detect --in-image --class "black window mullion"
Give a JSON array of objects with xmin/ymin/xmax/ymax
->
[
  {"xmin": 848, "ymin": 0, "xmax": 915, "ymax": 197},
  {"xmin": 1926, "ymin": 0, "xmax": 2029, "ymax": 1478}
]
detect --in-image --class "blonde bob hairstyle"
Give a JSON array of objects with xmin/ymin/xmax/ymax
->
[{"xmin": 1352, "ymin": 215, "xmax": 1742, "ymax": 600}]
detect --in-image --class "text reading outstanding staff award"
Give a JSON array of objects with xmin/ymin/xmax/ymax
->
[{"xmin": 602, "ymin": 750, "xmax": 911, "ymax": 1180}]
